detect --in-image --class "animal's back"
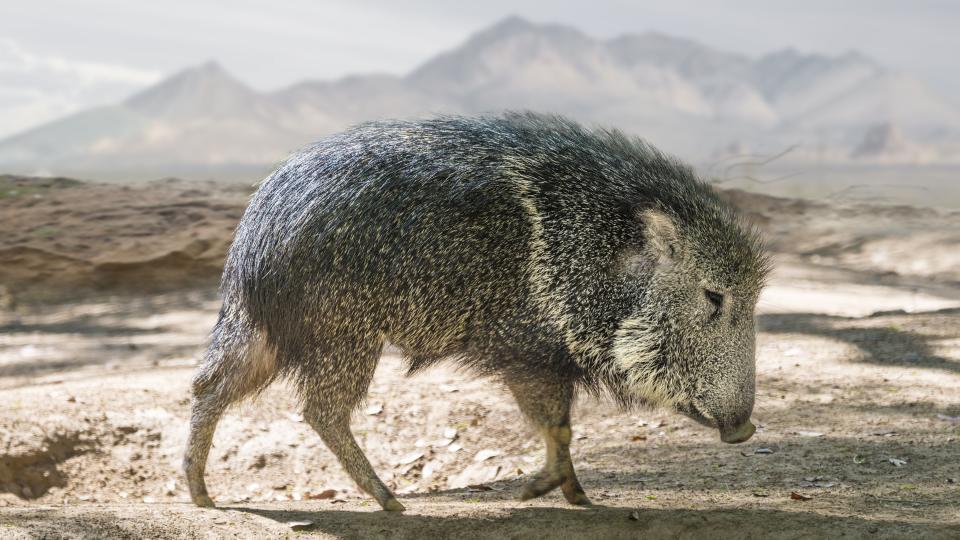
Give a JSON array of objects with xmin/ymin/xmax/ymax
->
[{"xmin": 222, "ymin": 117, "xmax": 543, "ymax": 365}]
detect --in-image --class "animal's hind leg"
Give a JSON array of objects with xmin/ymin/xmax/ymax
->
[
  {"xmin": 506, "ymin": 371, "xmax": 590, "ymax": 505},
  {"xmin": 299, "ymin": 339, "xmax": 404, "ymax": 511},
  {"xmin": 184, "ymin": 330, "xmax": 276, "ymax": 507}
]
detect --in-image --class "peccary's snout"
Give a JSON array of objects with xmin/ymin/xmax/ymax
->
[
  {"xmin": 711, "ymin": 348, "xmax": 757, "ymax": 444},
  {"xmin": 719, "ymin": 420, "xmax": 756, "ymax": 444},
  {"xmin": 680, "ymin": 365, "xmax": 756, "ymax": 444},
  {"xmin": 679, "ymin": 401, "xmax": 756, "ymax": 444},
  {"xmin": 716, "ymin": 391, "xmax": 756, "ymax": 444},
  {"xmin": 716, "ymin": 392, "xmax": 756, "ymax": 444}
]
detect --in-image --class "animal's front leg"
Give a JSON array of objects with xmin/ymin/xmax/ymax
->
[{"xmin": 506, "ymin": 373, "xmax": 590, "ymax": 505}]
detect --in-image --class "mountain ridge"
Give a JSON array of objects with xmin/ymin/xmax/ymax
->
[{"xmin": 2, "ymin": 16, "xmax": 958, "ymax": 178}]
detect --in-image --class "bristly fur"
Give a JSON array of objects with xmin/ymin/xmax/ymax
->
[{"xmin": 183, "ymin": 111, "xmax": 770, "ymax": 510}]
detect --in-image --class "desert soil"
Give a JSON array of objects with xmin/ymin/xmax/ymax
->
[{"xmin": 1, "ymin": 177, "xmax": 959, "ymax": 539}]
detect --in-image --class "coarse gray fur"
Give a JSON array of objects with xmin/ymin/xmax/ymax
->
[{"xmin": 183, "ymin": 112, "xmax": 771, "ymax": 510}]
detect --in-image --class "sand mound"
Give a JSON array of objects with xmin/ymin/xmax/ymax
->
[
  {"xmin": 0, "ymin": 176, "xmax": 250, "ymax": 301},
  {"xmin": 720, "ymin": 188, "xmax": 960, "ymax": 284}
]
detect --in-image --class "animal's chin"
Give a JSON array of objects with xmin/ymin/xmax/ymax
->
[{"xmin": 677, "ymin": 401, "xmax": 717, "ymax": 429}]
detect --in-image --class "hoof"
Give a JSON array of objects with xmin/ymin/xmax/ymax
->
[
  {"xmin": 192, "ymin": 494, "xmax": 216, "ymax": 508},
  {"xmin": 382, "ymin": 498, "xmax": 406, "ymax": 512}
]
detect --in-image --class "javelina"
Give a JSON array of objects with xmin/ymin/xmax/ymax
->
[{"xmin": 184, "ymin": 112, "xmax": 770, "ymax": 511}]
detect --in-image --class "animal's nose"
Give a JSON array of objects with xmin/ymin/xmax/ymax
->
[{"xmin": 720, "ymin": 420, "xmax": 755, "ymax": 444}]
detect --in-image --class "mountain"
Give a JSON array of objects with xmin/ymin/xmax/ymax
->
[
  {"xmin": 753, "ymin": 50, "xmax": 879, "ymax": 112},
  {"xmin": 2, "ymin": 17, "xmax": 959, "ymax": 180},
  {"xmin": 0, "ymin": 62, "xmax": 304, "ymax": 171},
  {"xmin": 608, "ymin": 31, "xmax": 753, "ymax": 87},
  {"xmin": 272, "ymin": 74, "xmax": 459, "ymax": 129},
  {"xmin": 408, "ymin": 17, "xmax": 656, "ymax": 112},
  {"xmin": 124, "ymin": 61, "xmax": 264, "ymax": 120}
]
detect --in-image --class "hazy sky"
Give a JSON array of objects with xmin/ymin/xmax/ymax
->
[{"xmin": 1, "ymin": 0, "xmax": 958, "ymax": 136}]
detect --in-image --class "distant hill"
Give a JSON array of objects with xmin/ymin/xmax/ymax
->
[{"xmin": 2, "ymin": 16, "xmax": 959, "ymax": 181}]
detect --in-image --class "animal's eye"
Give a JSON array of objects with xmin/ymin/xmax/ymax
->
[{"xmin": 705, "ymin": 289, "xmax": 724, "ymax": 318}]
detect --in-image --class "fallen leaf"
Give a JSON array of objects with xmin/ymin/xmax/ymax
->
[
  {"xmin": 474, "ymin": 449, "xmax": 501, "ymax": 462},
  {"xmin": 287, "ymin": 520, "xmax": 314, "ymax": 531},
  {"xmin": 631, "ymin": 435, "xmax": 647, "ymax": 442},
  {"xmin": 790, "ymin": 492, "xmax": 812, "ymax": 501},
  {"xmin": 629, "ymin": 510, "xmax": 641, "ymax": 521},
  {"xmin": 306, "ymin": 489, "xmax": 336, "ymax": 500}
]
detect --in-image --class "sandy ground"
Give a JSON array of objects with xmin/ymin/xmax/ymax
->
[{"xmin": 1, "ymin": 177, "xmax": 959, "ymax": 538}]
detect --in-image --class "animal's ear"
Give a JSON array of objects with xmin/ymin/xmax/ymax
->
[{"xmin": 640, "ymin": 209, "xmax": 680, "ymax": 264}]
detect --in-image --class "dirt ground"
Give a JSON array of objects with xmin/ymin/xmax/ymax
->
[{"xmin": 1, "ymin": 177, "xmax": 959, "ymax": 538}]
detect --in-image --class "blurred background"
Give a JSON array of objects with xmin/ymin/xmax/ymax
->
[
  {"xmin": 3, "ymin": 0, "xmax": 960, "ymax": 205},
  {"xmin": 1, "ymin": 3, "xmax": 959, "ymax": 537}
]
